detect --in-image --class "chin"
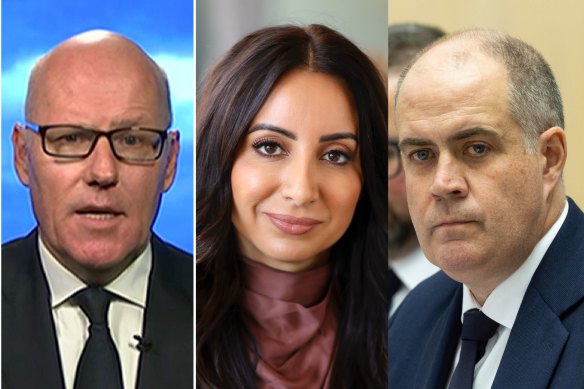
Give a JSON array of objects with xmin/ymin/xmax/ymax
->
[
  {"xmin": 256, "ymin": 247, "xmax": 328, "ymax": 271},
  {"xmin": 433, "ymin": 248, "xmax": 486, "ymax": 276},
  {"xmin": 73, "ymin": 242, "xmax": 136, "ymax": 267}
]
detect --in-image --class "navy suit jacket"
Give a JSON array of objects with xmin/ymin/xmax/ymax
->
[
  {"xmin": 389, "ymin": 198, "xmax": 584, "ymax": 389},
  {"xmin": 1, "ymin": 230, "xmax": 193, "ymax": 389}
]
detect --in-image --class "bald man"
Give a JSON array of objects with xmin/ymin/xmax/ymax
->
[
  {"xmin": 389, "ymin": 29, "xmax": 584, "ymax": 388},
  {"xmin": 2, "ymin": 30, "xmax": 192, "ymax": 389}
]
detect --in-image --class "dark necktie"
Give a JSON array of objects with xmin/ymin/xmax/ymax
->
[
  {"xmin": 448, "ymin": 309, "xmax": 499, "ymax": 389},
  {"xmin": 72, "ymin": 287, "xmax": 123, "ymax": 389}
]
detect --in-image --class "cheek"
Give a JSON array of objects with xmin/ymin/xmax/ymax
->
[
  {"xmin": 405, "ymin": 176, "xmax": 437, "ymax": 237},
  {"xmin": 29, "ymin": 162, "xmax": 77, "ymax": 212},
  {"xmin": 324, "ymin": 172, "xmax": 362, "ymax": 221},
  {"xmin": 344, "ymin": 180, "xmax": 362, "ymax": 209},
  {"xmin": 495, "ymin": 164, "xmax": 543, "ymax": 219},
  {"xmin": 404, "ymin": 173, "xmax": 424, "ymax": 214},
  {"xmin": 125, "ymin": 168, "xmax": 166, "ymax": 208},
  {"xmin": 231, "ymin": 160, "xmax": 280, "ymax": 215}
]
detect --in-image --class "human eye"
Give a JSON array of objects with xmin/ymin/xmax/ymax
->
[
  {"xmin": 410, "ymin": 149, "xmax": 434, "ymax": 162},
  {"xmin": 251, "ymin": 138, "xmax": 287, "ymax": 157},
  {"xmin": 46, "ymin": 127, "xmax": 92, "ymax": 144},
  {"xmin": 62, "ymin": 133, "xmax": 80, "ymax": 143},
  {"xmin": 321, "ymin": 149, "xmax": 354, "ymax": 165},
  {"xmin": 465, "ymin": 143, "xmax": 490, "ymax": 157},
  {"xmin": 114, "ymin": 130, "xmax": 157, "ymax": 149},
  {"xmin": 120, "ymin": 133, "xmax": 141, "ymax": 146}
]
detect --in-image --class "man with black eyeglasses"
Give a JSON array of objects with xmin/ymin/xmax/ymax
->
[{"xmin": 2, "ymin": 30, "xmax": 192, "ymax": 389}]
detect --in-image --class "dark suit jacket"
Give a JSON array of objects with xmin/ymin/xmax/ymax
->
[
  {"xmin": 1, "ymin": 230, "xmax": 193, "ymax": 389},
  {"xmin": 389, "ymin": 198, "xmax": 584, "ymax": 389}
]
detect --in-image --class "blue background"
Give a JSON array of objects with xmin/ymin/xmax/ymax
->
[{"xmin": 1, "ymin": 0, "xmax": 194, "ymax": 252}]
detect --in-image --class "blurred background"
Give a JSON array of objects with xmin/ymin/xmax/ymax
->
[
  {"xmin": 1, "ymin": 0, "xmax": 194, "ymax": 252},
  {"xmin": 197, "ymin": 0, "xmax": 388, "ymax": 85},
  {"xmin": 389, "ymin": 0, "xmax": 584, "ymax": 207}
]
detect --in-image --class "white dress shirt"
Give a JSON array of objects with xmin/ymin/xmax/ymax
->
[
  {"xmin": 39, "ymin": 236, "xmax": 152, "ymax": 389},
  {"xmin": 448, "ymin": 200, "xmax": 569, "ymax": 389},
  {"xmin": 389, "ymin": 246, "xmax": 439, "ymax": 316}
]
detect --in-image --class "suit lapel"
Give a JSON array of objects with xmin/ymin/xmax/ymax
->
[
  {"xmin": 135, "ymin": 236, "xmax": 193, "ymax": 389},
  {"xmin": 2, "ymin": 230, "xmax": 65, "ymax": 389},
  {"xmin": 416, "ymin": 284, "xmax": 463, "ymax": 389},
  {"xmin": 493, "ymin": 287, "xmax": 568, "ymax": 389},
  {"xmin": 494, "ymin": 198, "xmax": 584, "ymax": 388}
]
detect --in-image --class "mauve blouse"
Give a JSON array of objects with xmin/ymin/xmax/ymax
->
[{"xmin": 241, "ymin": 257, "xmax": 337, "ymax": 389}]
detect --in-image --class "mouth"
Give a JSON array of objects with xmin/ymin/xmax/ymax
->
[
  {"xmin": 433, "ymin": 220, "xmax": 475, "ymax": 230},
  {"xmin": 75, "ymin": 206, "xmax": 124, "ymax": 221},
  {"xmin": 265, "ymin": 213, "xmax": 322, "ymax": 235}
]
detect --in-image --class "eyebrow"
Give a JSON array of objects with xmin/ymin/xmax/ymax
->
[
  {"xmin": 110, "ymin": 115, "xmax": 166, "ymax": 129},
  {"xmin": 249, "ymin": 123, "xmax": 358, "ymax": 143},
  {"xmin": 319, "ymin": 133, "xmax": 358, "ymax": 142},
  {"xmin": 399, "ymin": 126, "xmax": 499, "ymax": 148},
  {"xmin": 248, "ymin": 123, "xmax": 296, "ymax": 140},
  {"xmin": 449, "ymin": 127, "xmax": 500, "ymax": 142},
  {"xmin": 110, "ymin": 118, "xmax": 143, "ymax": 128}
]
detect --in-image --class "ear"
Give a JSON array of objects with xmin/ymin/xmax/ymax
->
[
  {"xmin": 539, "ymin": 126, "xmax": 566, "ymax": 196},
  {"xmin": 12, "ymin": 123, "xmax": 32, "ymax": 187},
  {"xmin": 162, "ymin": 130, "xmax": 180, "ymax": 192}
]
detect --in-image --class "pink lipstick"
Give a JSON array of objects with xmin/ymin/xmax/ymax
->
[{"xmin": 265, "ymin": 213, "xmax": 322, "ymax": 235}]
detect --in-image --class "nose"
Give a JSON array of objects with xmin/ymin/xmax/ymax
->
[
  {"xmin": 430, "ymin": 157, "xmax": 468, "ymax": 200},
  {"xmin": 280, "ymin": 156, "xmax": 319, "ymax": 206},
  {"xmin": 85, "ymin": 137, "xmax": 119, "ymax": 188}
]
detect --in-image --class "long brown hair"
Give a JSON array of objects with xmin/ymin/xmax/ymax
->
[{"xmin": 196, "ymin": 24, "xmax": 388, "ymax": 388}]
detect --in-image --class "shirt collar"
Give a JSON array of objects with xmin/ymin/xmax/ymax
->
[
  {"xmin": 38, "ymin": 235, "xmax": 152, "ymax": 309},
  {"xmin": 462, "ymin": 200, "xmax": 569, "ymax": 328},
  {"xmin": 390, "ymin": 246, "xmax": 439, "ymax": 291}
]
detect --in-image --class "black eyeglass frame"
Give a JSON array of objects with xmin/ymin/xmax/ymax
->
[
  {"xmin": 388, "ymin": 140, "xmax": 402, "ymax": 179},
  {"xmin": 23, "ymin": 121, "xmax": 170, "ymax": 162}
]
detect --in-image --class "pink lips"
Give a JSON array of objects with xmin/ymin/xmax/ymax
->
[{"xmin": 265, "ymin": 213, "xmax": 322, "ymax": 235}]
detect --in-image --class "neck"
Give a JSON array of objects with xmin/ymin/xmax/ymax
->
[{"xmin": 468, "ymin": 286, "xmax": 492, "ymax": 307}]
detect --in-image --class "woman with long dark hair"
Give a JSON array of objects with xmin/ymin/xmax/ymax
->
[{"xmin": 196, "ymin": 24, "xmax": 388, "ymax": 388}]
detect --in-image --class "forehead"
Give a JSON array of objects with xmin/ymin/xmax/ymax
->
[
  {"xmin": 30, "ymin": 44, "xmax": 167, "ymax": 126},
  {"xmin": 395, "ymin": 42, "xmax": 513, "ymax": 140},
  {"xmin": 252, "ymin": 69, "xmax": 357, "ymax": 133}
]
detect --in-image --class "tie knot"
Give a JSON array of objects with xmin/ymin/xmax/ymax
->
[
  {"xmin": 72, "ymin": 287, "xmax": 113, "ymax": 325},
  {"xmin": 461, "ymin": 309, "xmax": 499, "ymax": 342}
]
